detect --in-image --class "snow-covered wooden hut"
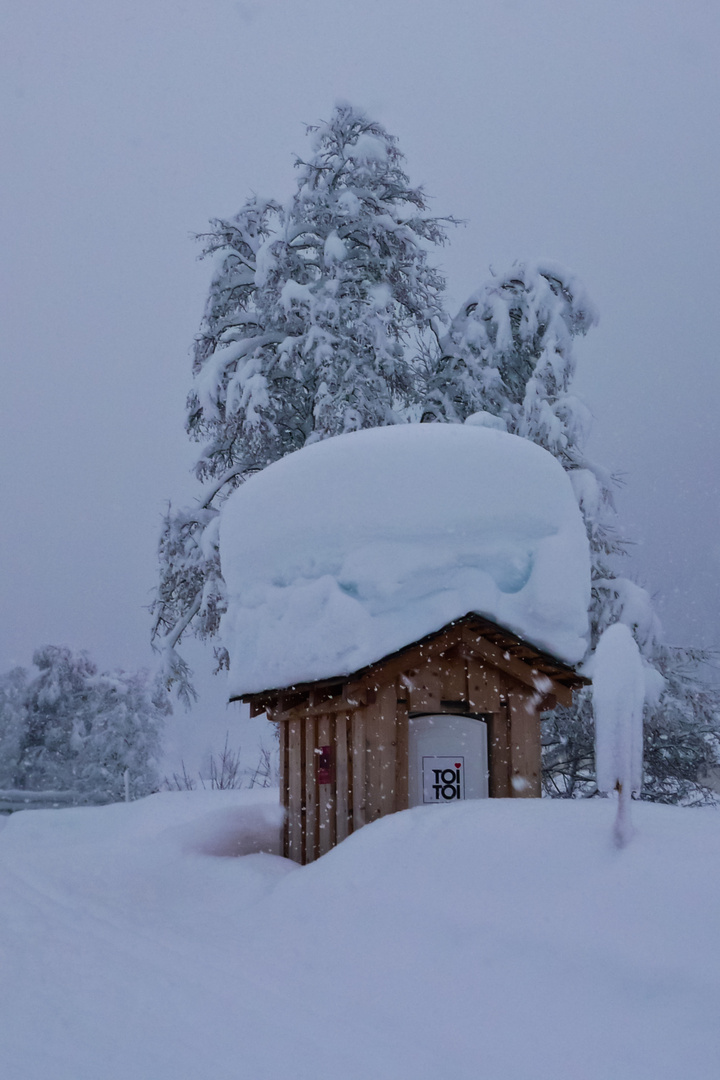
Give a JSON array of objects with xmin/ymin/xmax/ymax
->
[{"xmin": 221, "ymin": 423, "xmax": 591, "ymax": 863}]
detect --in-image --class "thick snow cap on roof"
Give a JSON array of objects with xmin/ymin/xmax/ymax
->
[{"xmin": 220, "ymin": 424, "xmax": 591, "ymax": 697}]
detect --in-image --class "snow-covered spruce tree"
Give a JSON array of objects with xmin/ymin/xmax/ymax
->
[
  {"xmin": 16, "ymin": 646, "xmax": 98, "ymax": 792},
  {"xmin": 0, "ymin": 665, "xmax": 28, "ymax": 789},
  {"xmin": 73, "ymin": 667, "xmax": 168, "ymax": 801},
  {"xmin": 14, "ymin": 647, "xmax": 166, "ymax": 801},
  {"xmin": 153, "ymin": 104, "xmax": 450, "ymax": 698},
  {"xmin": 427, "ymin": 261, "xmax": 720, "ymax": 803}
]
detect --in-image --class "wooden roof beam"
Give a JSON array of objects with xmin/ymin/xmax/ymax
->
[{"xmin": 459, "ymin": 626, "xmax": 576, "ymax": 707}]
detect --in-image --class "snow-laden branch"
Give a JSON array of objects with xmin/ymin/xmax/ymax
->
[{"xmin": 164, "ymin": 593, "xmax": 202, "ymax": 653}]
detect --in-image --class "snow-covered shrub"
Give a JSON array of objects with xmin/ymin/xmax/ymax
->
[
  {"xmin": 0, "ymin": 666, "xmax": 28, "ymax": 790},
  {"xmin": 8, "ymin": 647, "xmax": 167, "ymax": 802}
]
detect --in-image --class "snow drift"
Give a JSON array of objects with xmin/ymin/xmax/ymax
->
[
  {"xmin": 2, "ymin": 792, "xmax": 720, "ymax": 1080},
  {"xmin": 220, "ymin": 423, "xmax": 590, "ymax": 696}
]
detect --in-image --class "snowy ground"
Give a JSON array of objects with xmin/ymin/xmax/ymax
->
[{"xmin": 1, "ymin": 793, "xmax": 719, "ymax": 1080}]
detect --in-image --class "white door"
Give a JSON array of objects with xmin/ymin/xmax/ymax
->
[{"xmin": 408, "ymin": 714, "xmax": 489, "ymax": 807}]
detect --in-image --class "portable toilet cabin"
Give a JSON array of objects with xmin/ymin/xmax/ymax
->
[{"xmin": 220, "ymin": 423, "xmax": 591, "ymax": 864}]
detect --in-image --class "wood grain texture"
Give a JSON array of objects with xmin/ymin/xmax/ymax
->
[
  {"xmin": 407, "ymin": 659, "xmax": 443, "ymax": 713},
  {"xmin": 507, "ymin": 689, "xmax": 542, "ymax": 797},
  {"xmin": 278, "ymin": 720, "xmax": 289, "ymax": 857},
  {"xmin": 467, "ymin": 657, "xmax": 502, "ymax": 714},
  {"xmin": 335, "ymin": 712, "xmax": 350, "ymax": 843},
  {"xmin": 351, "ymin": 708, "xmax": 367, "ymax": 832},
  {"xmin": 303, "ymin": 715, "xmax": 318, "ymax": 863},
  {"xmin": 287, "ymin": 720, "xmax": 303, "ymax": 863},
  {"xmin": 394, "ymin": 689, "xmax": 409, "ymax": 811},
  {"xmin": 377, "ymin": 683, "xmax": 398, "ymax": 815},
  {"xmin": 316, "ymin": 714, "xmax": 335, "ymax": 856}
]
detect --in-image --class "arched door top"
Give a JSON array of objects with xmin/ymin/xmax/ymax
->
[{"xmin": 408, "ymin": 713, "xmax": 489, "ymax": 806}]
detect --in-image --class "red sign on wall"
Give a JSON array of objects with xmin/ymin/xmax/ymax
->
[{"xmin": 317, "ymin": 745, "xmax": 334, "ymax": 785}]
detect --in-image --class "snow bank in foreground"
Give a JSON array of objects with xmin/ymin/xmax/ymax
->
[
  {"xmin": 220, "ymin": 424, "xmax": 590, "ymax": 695},
  {"xmin": 1, "ymin": 793, "xmax": 719, "ymax": 1080}
]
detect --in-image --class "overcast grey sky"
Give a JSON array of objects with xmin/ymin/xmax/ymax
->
[{"xmin": 2, "ymin": 0, "xmax": 718, "ymax": 757}]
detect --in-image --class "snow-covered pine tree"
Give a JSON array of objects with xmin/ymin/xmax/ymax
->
[
  {"xmin": 14, "ymin": 647, "xmax": 166, "ymax": 801},
  {"xmin": 0, "ymin": 666, "xmax": 28, "ymax": 790},
  {"xmin": 16, "ymin": 646, "xmax": 98, "ymax": 792},
  {"xmin": 153, "ymin": 104, "xmax": 451, "ymax": 698},
  {"xmin": 427, "ymin": 261, "xmax": 720, "ymax": 803},
  {"xmin": 425, "ymin": 262, "xmax": 623, "ymax": 568},
  {"xmin": 72, "ymin": 667, "xmax": 168, "ymax": 801}
]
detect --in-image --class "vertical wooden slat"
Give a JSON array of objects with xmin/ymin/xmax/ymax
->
[
  {"xmin": 489, "ymin": 696, "xmax": 512, "ymax": 798},
  {"xmin": 377, "ymin": 683, "xmax": 397, "ymax": 816},
  {"xmin": 304, "ymin": 716, "xmax": 318, "ymax": 863},
  {"xmin": 394, "ymin": 690, "xmax": 409, "ymax": 812},
  {"xmin": 278, "ymin": 721, "xmax": 289, "ymax": 858},
  {"xmin": 467, "ymin": 658, "xmax": 501, "ymax": 713},
  {"xmin": 507, "ymin": 687, "xmax": 542, "ymax": 798},
  {"xmin": 407, "ymin": 662, "xmax": 443, "ymax": 713},
  {"xmin": 335, "ymin": 713, "xmax": 350, "ymax": 843},
  {"xmin": 345, "ymin": 711, "xmax": 354, "ymax": 835},
  {"xmin": 364, "ymin": 698, "xmax": 383, "ymax": 823},
  {"xmin": 439, "ymin": 653, "xmax": 467, "ymax": 703},
  {"xmin": 287, "ymin": 719, "xmax": 303, "ymax": 863},
  {"xmin": 468, "ymin": 659, "xmax": 507, "ymax": 798},
  {"xmin": 317, "ymin": 714, "xmax": 335, "ymax": 855},
  {"xmin": 351, "ymin": 708, "xmax": 366, "ymax": 831}
]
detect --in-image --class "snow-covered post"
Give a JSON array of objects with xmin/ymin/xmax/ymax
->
[
  {"xmin": 592, "ymin": 623, "xmax": 645, "ymax": 847},
  {"xmin": 124, "ymin": 768, "xmax": 130, "ymax": 804}
]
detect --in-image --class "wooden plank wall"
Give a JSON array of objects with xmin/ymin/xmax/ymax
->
[
  {"xmin": 282, "ymin": 702, "xmax": 394, "ymax": 863},
  {"xmin": 279, "ymin": 639, "xmax": 547, "ymax": 862}
]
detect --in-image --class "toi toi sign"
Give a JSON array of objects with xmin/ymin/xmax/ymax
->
[{"xmin": 422, "ymin": 756, "xmax": 465, "ymax": 803}]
